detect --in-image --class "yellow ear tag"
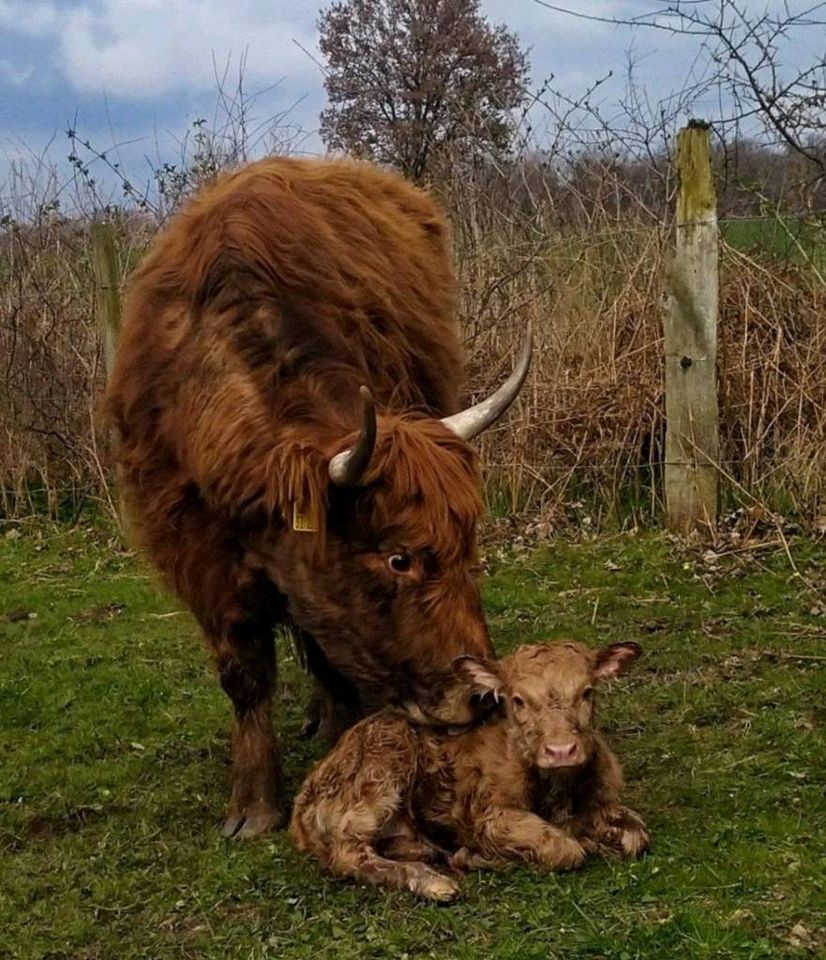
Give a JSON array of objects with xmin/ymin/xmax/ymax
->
[{"xmin": 292, "ymin": 503, "xmax": 319, "ymax": 533}]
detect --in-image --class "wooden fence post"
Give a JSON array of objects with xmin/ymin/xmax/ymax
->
[
  {"xmin": 663, "ymin": 121, "xmax": 720, "ymax": 534},
  {"xmin": 90, "ymin": 222, "xmax": 126, "ymax": 531},
  {"xmin": 90, "ymin": 222, "xmax": 122, "ymax": 378}
]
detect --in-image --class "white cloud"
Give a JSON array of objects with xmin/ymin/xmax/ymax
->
[
  {"xmin": 0, "ymin": 0, "xmax": 59, "ymax": 36},
  {"xmin": 1, "ymin": 0, "xmax": 819, "ymax": 135},
  {"xmin": 1, "ymin": 0, "xmax": 322, "ymax": 99},
  {"xmin": 0, "ymin": 59, "xmax": 33, "ymax": 84}
]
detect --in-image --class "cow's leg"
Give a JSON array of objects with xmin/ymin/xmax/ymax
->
[
  {"xmin": 132, "ymin": 490, "xmax": 286, "ymax": 836},
  {"xmin": 470, "ymin": 808, "xmax": 587, "ymax": 872},
  {"xmin": 300, "ymin": 678, "xmax": 360, "ymax": 744},
  {"xmin": 297, "ymin": 630, "xmax": 362, "ymax": 744},
  {"xmin": 211, "ymin": 621, "xmax": 284, "ymax": 838},
  {"xmin": 299, "ymin": 679, "xmax": 324, "ymax": 738}
]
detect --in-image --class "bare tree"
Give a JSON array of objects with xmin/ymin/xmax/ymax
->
[
  {"xmin": 535, "ymin": 1, "xmax": 826, "ymax": 172},
  {"xmin": 318, "ymin": 0, "xmax": 530, "ymax": 182}
]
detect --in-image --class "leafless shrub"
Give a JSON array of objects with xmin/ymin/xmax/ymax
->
[
  {"xmin": 0, "ymin": 76, "xmax": 308, "ymax": 518},
  {"xmin": 65, "ymin": 57, "xmax": 311, "ymax": 222},
  {"xmin": 442, "ymin": 137, "xmax": 825, "ymax": 527}
]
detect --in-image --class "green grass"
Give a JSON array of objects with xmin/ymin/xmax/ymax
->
[
  {"xmin": 1, "ymin": 523, "xmax": 825, "ymax": 959},
  {"xmin": 722, "ymin": 217, "xmax": 826, "ymax": 270}
]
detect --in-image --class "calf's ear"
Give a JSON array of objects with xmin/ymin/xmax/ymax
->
[
  {"xmin": 453, "ymin": 656, "xmax": 503, "ymax": 698},
  {"xmin": 594, "ymin": 641, "xmax": 642, "ymax": 680}
]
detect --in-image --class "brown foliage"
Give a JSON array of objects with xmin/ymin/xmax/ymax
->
[
  {"xmin": 290, "ymin": 640, "xmax": 649, "ymax": 900},
  {"xmin": 0, "ymin": 212, "xmax": 152, "ymax": 517},
  {"xmin": 1, "ymin": 153, "xmax": 825, "ymax": 526},
  {"xmin": 443, "ymin": 158, "xmax": 826, "ymax": 524},
  {"xmin": 318, "ymin": 0, "xmax": 529, "ymax": 182}
]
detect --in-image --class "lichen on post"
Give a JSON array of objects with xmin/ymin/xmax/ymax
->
[
  {"xmin": 662, "ymin": 121, "xmax": 720, "ymax": 535},
  {"xmin": 90, "ymin": 221, "xmax": 122, "ymax": 380}
]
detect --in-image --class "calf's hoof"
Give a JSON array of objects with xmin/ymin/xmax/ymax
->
[
  {"xmin": 412, "ymin": 869, "xmax": 460, "ymax": 903},
  {"xmin": 602, "ymin": 807, "xmax": 650, "ymax": 858},
  {"xmin": 222, "ymin": 799, "xmax": 285, "ymax": 839},
  {"xmin": 545, "ymin": 836, "xmax": 587, "ymax": 872},
  {"xmin": 618, "ymin": 824, "xmax": 650, "ymax": 858}
]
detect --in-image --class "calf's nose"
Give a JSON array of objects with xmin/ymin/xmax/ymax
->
[{"xmin": 543, "ymin": 741, "xmax": 580, "ymax": 766}]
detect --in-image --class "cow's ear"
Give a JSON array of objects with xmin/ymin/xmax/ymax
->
[
  {"xmin": 594, "ymin": 642, "xmax": 642, "ymax": 680},
  {"xmin": 453, "ymin": 656, "xmax": 503, "ymax": 697}
]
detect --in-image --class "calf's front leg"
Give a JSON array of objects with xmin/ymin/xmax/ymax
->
[
  {"xmin": 567, "ymin": 742, "xmax": 650, "ymax": 859},
  {"xmin": 575, "ymin": 804, "xmax": 650, "ymax": 858},
  {"xmin": 468, "ymin": 808, "xmax": 587, "ymax": 872}
]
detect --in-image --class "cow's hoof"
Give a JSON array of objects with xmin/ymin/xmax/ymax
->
[{"xmin": 222, "ymin": 800, "xmax": 284, "ymax": 839}]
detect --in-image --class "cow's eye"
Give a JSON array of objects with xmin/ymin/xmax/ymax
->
[
  {"xmin": 511, "ymin": 695, "xmax": 525, "ymax": 708},
  {"xmin": 388, "ymin": 553, "xmax": 413, "ymax": 574},
  {"xmin": 582, "ymin": 687, "xmax": 593, "ymax": 702}
]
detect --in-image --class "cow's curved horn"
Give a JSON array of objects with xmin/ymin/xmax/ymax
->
[
  {"xmin": 441, "ymin": 325, "xmax": 532, "ymax": 441},
  {"xmin": 328, "ymin": 386, "xmax": 378, "ymax": 486}
]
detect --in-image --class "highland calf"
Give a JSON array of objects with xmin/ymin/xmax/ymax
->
[{"xmin": 290, "ymin": 640, "xmax": 650, "ymax": 901}]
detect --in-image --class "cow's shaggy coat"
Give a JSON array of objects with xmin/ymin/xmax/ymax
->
[{"xmin": 105, "ymin": 157, "xmax": 498, "ymax": 836}]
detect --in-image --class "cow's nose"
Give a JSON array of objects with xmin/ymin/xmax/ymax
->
[{"xmin": 544, "ymin": 741, "xmax": 579, "ymax": 765}]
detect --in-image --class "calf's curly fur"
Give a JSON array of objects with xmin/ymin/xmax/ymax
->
[{"xmin": 290, "ymin": 640, "xmax": 650, "ymax": 901}]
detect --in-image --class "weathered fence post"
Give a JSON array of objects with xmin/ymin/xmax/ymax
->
[
  {"xmin": 90, "ymin": 222, "xmax": 122, "ymax": 377},
  {"xmin": 90, "ymin": 222, "xmax": 126, "ymax": 531},
  {"xmin": 663, "ymin": 121, "xmax": 720, "ymax": 534}
]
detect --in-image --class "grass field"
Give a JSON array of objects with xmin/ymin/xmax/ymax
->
[
  {"xmin": 721, "ymin": 218, "xmax": 826, "ymax": 270},
  {"xmin": 1, "ymin": 523, "xmax": 825, "ymax": 959}
]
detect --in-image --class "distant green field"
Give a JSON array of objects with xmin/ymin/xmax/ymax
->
[
  {"xmin": 1, "ymin": 524, "xmax": 825, "ymax": 959},
  {"xmin": 722, "ymin": 217, "xmax": 826, "ymax": 270}
]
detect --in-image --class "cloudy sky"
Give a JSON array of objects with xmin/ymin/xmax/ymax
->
[{"xmin": 0, "ymin": 1, "xmax": 821, "ymax": 192}]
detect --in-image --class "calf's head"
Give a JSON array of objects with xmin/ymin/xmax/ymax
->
[{"xmin": 455, "ymin": 640, "xmax": 641, "ymax": 770}]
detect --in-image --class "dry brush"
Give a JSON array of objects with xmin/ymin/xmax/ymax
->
[{"xmin": 1, "ymin": 156, "xmax": 824, "ymax": 528}]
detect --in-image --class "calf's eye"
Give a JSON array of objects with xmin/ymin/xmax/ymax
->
[
  {"xmin": 511, "ymin": 695, "xmax": 525, "ymax": 708},
  {"xmin": 388, "ymin": 553, "xmax": 413, "ymax": 574},
  {"xmin": 582, "ymin": 687, "xmax": 593, "ymax": 702}
]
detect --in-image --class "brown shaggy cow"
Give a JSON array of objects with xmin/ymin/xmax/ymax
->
[
  {"xmin": 104, "ymin": 157, "xmax": 530, "ymax": 838},
  {"xmin": 290, "ymin": 640, "xmax": 649, "ymax": 901}
]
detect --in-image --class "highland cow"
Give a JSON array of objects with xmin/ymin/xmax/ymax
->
[
  {"xmin": 290, "ymin": 640, "xmax": 649, "ymax": 901},
  {"xmin": 104, "ymin": 157, "xmax": 530, "ymax": 837}
]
